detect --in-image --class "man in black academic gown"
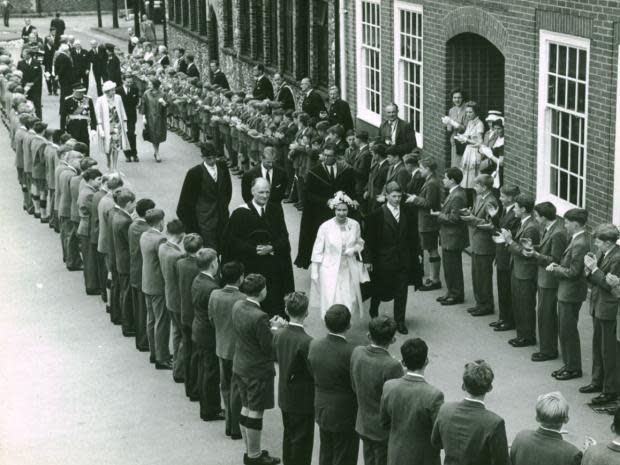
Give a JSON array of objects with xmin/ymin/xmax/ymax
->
[
  {"xmin": 105, "ymin": 43, "xmax": 122, "ymax": 87},
  {"xmin": 327, "ymin": 85, "xmax": 354, "ymax": 133},
  {"xmin": 176, "ymin": 142, "xmax": 232, "ymax": 252},
  {"xmin": 117, "ymin": 73, "xmax": 140, "ymax": 162},
  {"xmin": 223, "ymin": 178, "xmax": 294, "ymax": 318},
  {"xmin": 209, "ymin": 60, "xmax": 229, "ymax": 89},
  {"xmin": 365, "ymin": 181, "xmax": 423, "ymax": 335},
  {"xmin": 295, "ymin": 143, "xmax": 355, "ymax": 269},
  {"xmin": 252, "ymin": 63, "xmax": 274, "ymax": 101},
  {"xmin": 274, "ymin": 73, "xmax": 296, "ymax": 111},
  {"xmin": 300, "ymin": 77, "xmax": 326, "ymax": 119}
]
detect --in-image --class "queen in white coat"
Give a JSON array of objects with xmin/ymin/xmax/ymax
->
[
  {"xmin": 310, "ymin": 191, "xmax": 366, "ymax": 318},
  {"xmin": 95, "ymin": 80, "xmax": 129, "ymax": 173}
]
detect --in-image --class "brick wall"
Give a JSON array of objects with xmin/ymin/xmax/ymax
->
[
  {"xmin": 40, "ymin": 0, "xmax": 113, "ymax": 12},
  {"xmin": 344, "ymin": 0, "xmax": 620, "ymax": 226}
]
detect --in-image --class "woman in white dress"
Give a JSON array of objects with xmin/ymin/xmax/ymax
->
[
  {"xmin": 310, "ymin": 191, "xmax": 366, "ymax": 318},
  {"xmin": 456, "ymin": 101, "xmax": 485, "ymax": 206},
  {"xmin": 95, "ymin": 80, "xmax": 129, "ymax": 172}
]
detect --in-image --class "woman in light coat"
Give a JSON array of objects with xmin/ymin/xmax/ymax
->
[
  {"xmin": 456, "ymin": 101, "xmax": 485, "ymax": 206},
  {"xmin": 310, "ymin": 191, "xmax": 366, "ymax": 318},
  {"xmin": 95, "ymin": 80, "xmax": 129, "ymax": 172}
]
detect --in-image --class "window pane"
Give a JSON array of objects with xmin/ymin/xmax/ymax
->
[
  {"xmin": 569, "ymin": 175, "xmax": 579, "ymax": 205},
  {"xmin": 558, "ymin": 45, "xmax": 567, "ymax": 76},
  {"xmin": 561, "ymin": 112, "xmax": 570, "ymax": 139},
  {"xmin": 577, "ymin": 83, "xmax": 586, "ymax": 113},
  {"xmin": 550, "ymin": 167, "xmax": 558, "ymax": 194},
  {"xmin": 549, "ymin": 44, "xmax": 557, "ymax": 73},
  {"xmin": 578, "ymin": 49, "xmax": 587, "ymax": 80},
  {"xmin": 557, "ymin": 78, "xmax": 566, "ymax": 108},
  {"xmin": 570, "ymin": 143, "xmax": 580, "ymax": 173},
  {"xmin": 567, "ymin": 80, "xmax": 576, "ymax": 110},
  {"xmin": 548, "ymin": 76, "xmax": 556, "ymax": 104},
  {"xmin": 551, "ymin": 110, "xmax": 559, "ymax": 135},
  {"xmin": 568, "ymin": 47, "xmax": 577, "ymax": 78},
  {"xmin": 550, "ymin": 136, "xmax": 559, "ymax": 165},
  {"xmin": 559, "ymin": 171, "xmax": 568, "ymax": 199},
  {"xmin": 560, "ymin": 140, "xmax": 569, "ymax": 169},
  {"xmin": 570, "ymin": 115, "xmax": 581, "ymax": 143}
]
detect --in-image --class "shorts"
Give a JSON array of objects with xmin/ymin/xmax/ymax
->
[
  {"xmin": 420, "ymin": 231, "xmax": 439, "ymax": 251},
  {"xmin": 232, "ymin": 373, "xmax": 274, "ymax": 411}
]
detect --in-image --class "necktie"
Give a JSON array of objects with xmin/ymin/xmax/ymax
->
[
  {"xmin": 328, "ymin": 166, "xmax": 334, "ymax": 180},
  {"xmin": 260, "ymin": 207, "xmax": 265, "ymax": 217},
  {"xmin": 393, "ymin": 208, "xmax": 400, "ymax": 222},
  {"xmin": 265, "ymin": 170, "xmax": 271, "ymax": 183}
]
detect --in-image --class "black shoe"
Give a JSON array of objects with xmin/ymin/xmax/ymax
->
[
  {"xmin": 125, "ymin": 157, "xmax": 132, "ymax": 162},
  {"xmin": 590, "ymin": 393, "xmax": 618, "ymax": 405},
  {"xmin": 531, "ymin": 352, "xmax": 558, "ymax": 362},
  {"xmin": 122, "ymin": 330, "xmax": 136, "ymax": 337},
  {"xmin": 470, "ymin": 308, "xmax": 493, "ymax": 317},
  {"xmin": 230, "ymin": 433, "xmax": 242, "ymax": 440},
  {"xmin": 441, "ymin": 297, "xmax": 463, "ymax": 306},
  {"xmin": 244, "ymin": 451, "xmax": 281, "ymax": 465},
  {"xmin": 66, "ymin": 265, "xmax": 84, "ymax": 271},
  {"xmin": 173, "ymin": 377, "xmax": 184, "ymax": 383},
  {"xmin": 396, "ymin": 322, "xmax": 409, "ymax": 335},
  {"xmin": 494, "ymin": 322, "xmax": 515, "ymax": 332},
  {"xmin": 579, "ymin": 383, "xmax": 603, "ymax": 394},
  {"xmin": 202, "ymin": 411, "xmax": 225, "ymax": 421},
  {"xmin": 467, "ymin": 306, "xmax": 480, "ymax": 314},
  {"xmin": 419, "ymin": 281, "xmax": 442, "ymax": 291},
  {"xmin": 436, "ymin": 295, "xmax": 449, "ymax": 302},
  {"xmin": 155, "ymin": 361, "xmax": 172, "ymax": 370},
  {"xmin": 555, "ymin": 369, "xmax": 582, "ymax": 381},
  {"xmin": 40, "ymin": 217, "xmax": 49, "ymax": 224},
  {"xmin": 489, "ymin": 320, "xmax": 503, "ymax": 328},
  {"xmin": 508, "ymin": 337, "xmax": 520, "ymax": 345},
  {"xmin": 551, "ymin": 366, "xmax": 567, "ymax": 378},
  {"xmin": 137, "ymin": 346, "xmax": 150, "ymax": 352},
  {"xmin": 511, "ymin": 337, "xmax": 536, "ymax": 347},
  {"xmin": 85, "ymin": 289, "xmax": 100, "ymax": 296},
  {"xmin": 133, "ymin": 156, "xmax": 139, "ymax": 162}
]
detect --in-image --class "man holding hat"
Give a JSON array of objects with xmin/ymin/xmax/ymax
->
[{"xmin": 63, "ymin": 82, "xmax": 96, "ymax": 149}]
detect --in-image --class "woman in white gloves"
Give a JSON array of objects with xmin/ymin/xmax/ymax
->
[
  {"xmin": 310, "ymin": 191, "xmax": 366, "ymax": 318},
  {"xmin": 95, "ymin": 80, "xmax": 129, "ymax": 172}
]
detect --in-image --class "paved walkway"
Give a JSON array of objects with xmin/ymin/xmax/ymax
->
[{"xmin": 0, "ymin": 13, "xmax": 612, "ymax": 465}]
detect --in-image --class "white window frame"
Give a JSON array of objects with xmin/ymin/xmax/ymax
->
[
  {"xmin": 355, "ymin": 0, "xmax": 382, "ymax": 127},
  {"xmin": 614, "ymin": 45, "xmax": 620, "ymax": 225},
  {"xmin": 536, "ymin": 30, "xmax": 589, "ymax": 215},
  {"xmin": 393, "ymin": 2, "xmax": 423, "ymax": 147}
]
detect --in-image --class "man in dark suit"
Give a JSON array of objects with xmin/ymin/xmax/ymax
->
[
  {"xmin": 88, "ymin": 40, "xmax": 106, "ymax": 96},
  {"xmin": 252, "ymin": 64, "xmax": 274, "ymax": 101},
  {"xmin": 174, "ymin": 48, "xmax": 188, "ymax": 74},
  {"xmin": 241, "ymin": 147, "xmax": 287, "ymax": 203},
  {"xmin": 300, "ymin": 77, "xmax": 326, "ymax": 119},
  {"xmin": 581, "ymin": 224, "xmax": 620, "ymax": 405},
  {"xmin": 527, "ymin": 202, "xmax": 567, "ymax": 361},
  {"xmin": 128, "ymin": 198, "xmax": 156, "ymax": 352},
  {"xmin": 436, "ymin": 167, "xmax": 468, "ymax": 306},
  {"xmin": 158, "ymin": 219, "xmax": 186, "ymax": 382},
  {"xmin": 17, "ymin": 48, "xmax": 42, "ymax": 118},
  {"xmin": 139, "ymin": 209, "xmax": 170, "ymax": 369},
  {"xmin": 364, "ymin": 144, "xmax": 389, "ymax": 215},
  {"xmin": 209, "ymin": 261, "xmax": 246, "ymax": 438},
  {"xmin": 177, "ymin": 142, "xmax": 232, "ymax": 252},
  {"xmin": 71, "ymin": 40, "xmax": 89, "ymax": 90},
  {"xmin": 273, "ymin": 73, "xmax": 296, "ymax": 111},
  {"xmin": 548, "ymin": 208, "xmax": 590, "ymax": 381},
  {"xmin": 501, "ymin": 194, "xmax": 540, "ymax": 347},
  {"xmin": 489, "ymin": 186, "xmax": 521, "ymax": 331},
  {"xmin": 407, "ymin": 158, "xmax": 443, "ymax": 291},
  {"xmin": 380, "ymin": 338, "xmax": 444, "ymax": 465},
  {"xmin": 111, "ymin": 188, "xmax": 137, "ymax": 337},
  {"xmin": 186, "ymin": 54, "xmax": 200, "ymax": 79},
  {"xmin": 20, "ymin": 18, "xmax": 34, "ymax": 41},
  {"xmin": 462, "ymin": 174, "xmax": 498, "ymax": 317},
  {"xmin": 381, "ymin": 151, "xmax": 410, "ymax": 195},
  {"xmin": 117, "ymin": 73, "xmax": 140, "ymax": 162},
  {"xmin": 177, "ymin": 233, "xmax": 204, "ymax": 400},
  {"xmin": 431, "ymin": 360, "xmax": 509, "ymax": 465},
  {"xmin": 232, "ymin": 274, "xmax": 286, "ymax": 465},
  {"xmin": 105, "ymin": 43, "xmax": 122, "ymax": 87},
  {"xmin": 295, "ymin": 143, "xmax": 355, "ymax": 269},
  {"xmin": 510, "ymin": 391, "xmax": 582, "ymax": 465},
  {"xmin": 191, "ymin": 248, "xmax": 225, "ymax": 421},
  {"xmin": 54, "ymin": 44, "xmax": 74, "ymax": 130},
  {"xmin": 351, "ymin": 316, "xmax": 403, "ymax": 465},
  {"xmin": 366, "ymin": 182, "xmax": 422, "ymax": 335},
  {"xmin": 50, "ymin": 13, "xmax": 65, "ymax": 37},
  {"xmin": 308, "ymin": 304, "xmax": 359, "ymax": 465},
  {"xmin": 209, "ymin": 60, "xmax": 229, "ymax": 89},
  {"xmin": 224, "ymin": 178, "xmax": 295, "ymax": 318},
  {"xmin": 273, "ymin": 292, "xmax": 315, "ymax": 465},
  {"xmin": 77, "ymin": 168, "xmax": 103, "ymax": 295},
  {"xmin": 351, "ymin": 131, "xmax": 372, "ymax": 203},
  {"xmin": 379, "ymin": 103, "xmax": 417, "ymax": 156},
  {"xmin": 42, "ymin": 29, "xmax": 58, "ymax": 96},
  {"xmin": 327, "ymin": 86, "xmax": 353, "ymax": 133}
]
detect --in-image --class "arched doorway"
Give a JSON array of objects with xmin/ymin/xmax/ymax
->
[
  {"xmin": 446, "ymin": 33, "xmax": 505, "ymax": 119},
  {"xmin": 209, "ymin": 6, "xmax": 219, "ymax": 63}
]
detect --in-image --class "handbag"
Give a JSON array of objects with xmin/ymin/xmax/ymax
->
[
  {"xmin": 142, "ymin": 122, "xmax": 150, "ymax": 142},
  {"xmin": 355, "ymin": 252, "xmax": 371, "ymax": 283}
]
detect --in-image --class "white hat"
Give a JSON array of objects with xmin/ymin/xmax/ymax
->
[
  {"xmin": 485, "ymin": 110, "xmax": 503, "ymax": 123},
  {"xmin": 102, "ymin": 81, "xmax": 116, "ymax": 92}
]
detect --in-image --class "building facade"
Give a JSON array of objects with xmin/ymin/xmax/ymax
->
[
  {"xmin": 343, "ymin": 0, "xmax": 620, "ymax": 225},
  {"xmin": 167, "ymin": 0, "xmax": 342, "ymax": 99}
]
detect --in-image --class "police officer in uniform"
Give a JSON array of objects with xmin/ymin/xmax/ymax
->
[{"xmin": 63, "ymin": 82, "xmax": 96, "ymax": 149}]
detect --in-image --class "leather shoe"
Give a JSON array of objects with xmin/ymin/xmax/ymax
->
[
  {"xmin": 579, "ymin": 383, "xmax": 603, "ymax": 394},
  {"xmin": 155, "ymin": 361, "xmax": 172, "ymax": 370},
  {"xmin": 551, "ymin": 366, "xmax": 567, "ymax": 378},
  {"xmin": 396, "ymin": 322, "xmax": 409, "ymax": 335},
  {"xmin": 441, "ymin": 297, "xmax": 463, "ymax": 306},
  {"xmin": 531, "ymin": 352, "xmax": 558, "ymax": 362},
  {"xmin": 202, "ymin": 411, "xmax": 225, "ymax": 421},
  {"xmin": 436, "ymin": 295, "xmax": 449, "ymax": 302},
  {"xmin": 590, "ymin": 393, "xmax": 618, "ymax": 405},
  {"xmin": 511, "ymin": 337, "xmax": 536, "ymax": 347},
  {"xmin": 489, "ymin": 320, "xmax": 503, "ymax": 328},
  {"xmin": 467, "ymin": 306, "xmax": 480, "ymax": 314},
  {"xmin": 494, "ymin": 322, "xmax": 515, "ymax": 332},
  {"xmin": 419, "ymin": 281, "xmax": 442, "ymax": 291},
  {"xmin": 230, "ymin": 433, "xmax": 243, "ymax": 440},
  {"xmin": 555, "ymin": 369, "xmax": 582, "ymax": 381},
  {"xmin": 470, "ymin": 308, "xmax": 493, "ymax": 317},
  {"xmin": 244, "ymin": 451, "xmax": 281, "ymax": 465}
]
